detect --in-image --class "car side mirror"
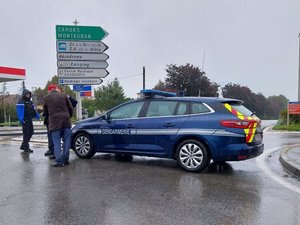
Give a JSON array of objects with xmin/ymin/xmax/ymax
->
[{"xmin": 104, "ymin": 113, "xmax": 111, "ymax": 122}]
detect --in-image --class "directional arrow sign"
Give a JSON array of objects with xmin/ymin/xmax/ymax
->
[
  {"xmin": 56, "ymin": 41, "xmax": 108, "ymax": 53},
  {"xmin": 57, "ymin": 61, "xmax": 108, "ymax": 69},
  {"xmin": 56, "ymin": 25, "xmax": 108, "ymax": 41},
  {"xmin": 58, "ymin": 78, "xmax": 103, "ymax": 85},
  {"xmin": 57, "ymin": 53, "xmax": 109, "ymax": 61},
  {"xmin": 58, "ymin": 69, "xmax": 109, "ymax": 78}
]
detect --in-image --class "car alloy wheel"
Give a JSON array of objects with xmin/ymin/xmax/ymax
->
[
  {"xmin": 176, "ymin": 139, "xmax": 210, "ymax": 172},
  {"xmin": 73, "ymin": 133, "xmax": 95, "ymax": 158}
]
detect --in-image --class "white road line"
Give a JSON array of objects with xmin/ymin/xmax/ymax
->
[{"xmin": 256, "ymin": 147, "xmax": 300, "ymax": 194}]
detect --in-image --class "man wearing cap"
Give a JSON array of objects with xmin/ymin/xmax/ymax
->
[{"xmin": 43, "ymin": 84, "xmax": 73, "ymax": 167}]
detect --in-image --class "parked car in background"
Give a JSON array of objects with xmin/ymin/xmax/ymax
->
[{"xmin": 71, "ymin": 89, "xmax": 264, "ymax": 172}]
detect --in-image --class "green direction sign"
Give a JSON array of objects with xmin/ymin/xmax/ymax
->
[{"xmin": 56, "ymin": 25, "xmax": 108, "ymax": 41}]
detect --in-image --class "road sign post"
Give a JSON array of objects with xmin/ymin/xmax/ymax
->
[
  {"xmin": 57, "ymin": 69, "xmax": 109, "ymax": 78},
  {"xmin": 57, "ymin": 60, "xmax": 108, "ymax": 69},
  {"xmin": 56, "ymin": 41, "xmax": 108, "ymax": 53},
  {"xmin": 57, "ymin": 53, "xmax": 109, "ymax": 61},
  {"xmin": 56, "ymin": 24, "xmax": 109, "ymax": 120},
  {"xmin": 56, "ymin": 25, "xmax": 108, "ymax": 41},
  {"xmin": 58, "ymin": 78, "xmax": 103, "ymax": 85}
]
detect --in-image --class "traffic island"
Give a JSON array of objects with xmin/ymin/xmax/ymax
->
[{"xmin": 279, "ymin": 146, "xmax": 300, "ymax": 178}]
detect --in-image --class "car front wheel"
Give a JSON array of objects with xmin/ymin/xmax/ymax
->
[
  {"xmin": 176, "ymin": 139, "xmax": 210, "ymax": 172},
  {"xmin": 73, "ymin": 133, "xmax": 96, "ymax": 158}
]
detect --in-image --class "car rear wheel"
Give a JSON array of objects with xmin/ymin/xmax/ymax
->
[
  {"xmin": 176, "ymin": 139, "xmax": 210, "ymax": 172},
  {"xmin": 73, "ymin": 133, "xmax": 96, "ymax": 158}
]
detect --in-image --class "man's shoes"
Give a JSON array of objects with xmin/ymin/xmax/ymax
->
[
  {"xmin": 64, "ymin": 160, "xmax": 70, "ymax": 165},
  {"xmin": 44, "ymin": 150, "xmax": 54, "ymax": 156},
  {"xmin": 20, "ymin": 147, "xmax": 33, "ymax": 153},
  {"xmin": 49, "ymin": 155, "xmax": 55, "ymax": 159},
  {"xmin": 24, "ymin": 149, "xmax": 33, "ymax": 153},
  {"xmin": 51, "ymin": 163, "xmax": 64, "ymax": 167}
]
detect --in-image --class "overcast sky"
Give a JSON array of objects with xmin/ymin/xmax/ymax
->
[{"xmin": 0, "ymin": 0, "xmax": 299, "ymax": 100}]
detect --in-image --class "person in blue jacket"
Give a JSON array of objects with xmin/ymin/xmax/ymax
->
[{"xmin": 16, "ymin": 89, "xmax": 39, "ymax": 153}]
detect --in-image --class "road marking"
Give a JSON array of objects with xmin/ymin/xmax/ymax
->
[{"xmin": 256, "ymin": 147, "xmax": 300, "ymax": 194}]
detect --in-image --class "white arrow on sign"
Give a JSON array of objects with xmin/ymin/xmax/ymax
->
[
  {"xmin": 57, "ymin": 69, "xmax": 109, "ymax": 78},
  {"xmin": 57, "ymin": 60, "xmax": 108, "ymax": 69},
  {"xmin": 58, "ymin": 78, "xmax": 103, "ymax": 85},
  {"xmin": 56, "ymin": 41, "xmax": 108, "ymax": 53},
  {"xmin": 57, "ymin": 53, "xmax": 109, "ymax": 61}
]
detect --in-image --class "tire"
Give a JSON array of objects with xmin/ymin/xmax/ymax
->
[
  {"xmin": 73, "ymin": 133, "xmax": 96, "ymax": 158},
  {"xmin": 176, "ymin": 139, "xmax": 210, "ymax": 172}
]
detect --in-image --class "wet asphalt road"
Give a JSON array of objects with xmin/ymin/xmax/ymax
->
[{"xmin": 0, "ymin": 133, "xmax": 300, "ymax": 225}]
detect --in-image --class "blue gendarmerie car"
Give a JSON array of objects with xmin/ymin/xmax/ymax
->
[{"xmin": 71, "ymin": 89, "xmax": 264, "ymax": 172}]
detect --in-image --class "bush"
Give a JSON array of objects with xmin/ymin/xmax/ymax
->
[{"xmin": 278, "ymin": 109, "xmax": 300, "ymax": 125}]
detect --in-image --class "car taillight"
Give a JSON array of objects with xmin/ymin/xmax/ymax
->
[{"xmin": 220, "ymin": 120, "xmax": 255, "ymax": 129}]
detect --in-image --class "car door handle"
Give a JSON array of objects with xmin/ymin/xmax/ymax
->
[
  {"xmin": 164, "ymin": 123, "xmax": 175, "ymax": 127},
  {"xmin": 127, "ymin": 124, "xmax": 135, "ymax": 128}
]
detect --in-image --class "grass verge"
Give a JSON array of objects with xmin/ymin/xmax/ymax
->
[{"xmin": 273, "ymin": 124, "xmax": 300, "ymax": 131}]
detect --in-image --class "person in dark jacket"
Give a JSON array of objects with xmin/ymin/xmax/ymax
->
[
  {"xmin": 43, "ymin": 90, "xmax": 77, "ymax": 158},
  {"xmin": 43, "ymin": 84, "xmax": 73, "ymax": 167},
  {"xmin": 43, "ymin": 111, "xmax": 55, "ymax": 158},
  {"xmin": 17, "ymin": 89, "xmax": 39, "ymax": 153}
]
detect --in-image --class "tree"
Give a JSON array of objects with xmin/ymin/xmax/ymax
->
[
  {"xmin": 153, "ymin": 80, "xmax": 167, "ymax": 91},
  {"xmin": 222, "ymin": 83, "xmax": 288, "ymax": 119},
  {"xmin": 33, "ymin": 75, "xmax": 75, "ymax": 106},
  {"xmin": 252, "ymin": 93, "xmax": 267, "ymax": 118},
  {"xmin": 266, "ymin": 95, "xmax": 288, "ymax": 119},
  {"xmin": 222, "ymin": 83, "xmax": 263, "ymax": 116},
  {"xmin": 154, "ymin": 64, "xmax": 219, "ymax": 96},
  {"xmin": 33, "ymin": 87, "xmax": 48, "ymax": 105},
  {"xmin": 94, "ymin": 78, "xmax": 130, "ymax": 111},
  {"xmin": 82, "ymin": 98, "xmax": 97, "ymax": 117},
  {"xmin": 17, "ymin": 81, "xmax": 26, "ymax": 96}
]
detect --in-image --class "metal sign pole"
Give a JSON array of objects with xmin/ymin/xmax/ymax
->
[
  {"xmin": 76, "ymin": 91, "xmax": 82, "ymax": 120},
  {"xmin": 287, "ymin": 101, "xmax": 289, "ymax": 126}
]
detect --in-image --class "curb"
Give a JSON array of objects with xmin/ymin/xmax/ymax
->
[
  {"xmin": 279, "ymin": 147, "xmax": 300, "ymax": 178},
  {"xmin": 0, "ymin": 129, "xmax": 47, "ymax": 136}
]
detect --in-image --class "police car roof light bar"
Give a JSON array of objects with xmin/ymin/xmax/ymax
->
[{"xmin": 139, "ymin": 89, "xmax": 177, "ymax": 98}]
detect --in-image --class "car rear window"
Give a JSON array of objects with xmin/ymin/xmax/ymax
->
[
  {"xmin": 191, "ymin": 103, "xmax": 211, "ymax": 114},
  {"xmin": 227, "ymin": 103, "xmax": 254, "ymax": 117}
]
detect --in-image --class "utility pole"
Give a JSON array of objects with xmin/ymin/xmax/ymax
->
[
  {"xmin": 22, "ymin": 81, "xmax": 25, "ymax": 92},
  {"xmin": 143, "ymin": 66, "xmax": 145, "ymax": 89},
  {"xmin": 298, "ymin": 32, "xmax": 300, "ymax": 101},
  {"xmin": 201, "ymin": 50, "xmax": 206, "ymax": 71}
]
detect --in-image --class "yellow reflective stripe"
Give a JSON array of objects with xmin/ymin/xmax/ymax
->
[
  {"xmin": 224, "ymin": 103, "xmax": 232, "ymax": 112},
  {"xmin": 244, "ymin": 128, "xmax": 249, "ymax": 136},
  {"xmin": 248, "ymin": 123, "xmax": 257, "ymax": 143},
  {"xmin": 223, "ymin": 103, "xmax": 260, "ymax": 143},
  {"xmin": 237, "ymin": 112, "xmax": 244, "ymax": 120},
  {"xmin": 248, "ymin": 129, "xmax": 256, "ymax": 142}
]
